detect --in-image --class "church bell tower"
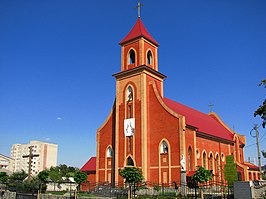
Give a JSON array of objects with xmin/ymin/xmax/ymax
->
[
  {"xmin": 112, "ymin": 17, "xmax": 166, "ymax": 182},
  {"xmin": 119, "ymin": 17, "xmax": 159, "ymax": 71}
]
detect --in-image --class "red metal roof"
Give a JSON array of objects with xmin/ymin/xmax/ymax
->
[
  {"xmin": 80, "ymin": 157, "xmax": 96, "ymax": 172},
  {"xmin": 163, "ymin": 98, "xmax": 234, "ymax": 142},
  {"xmin": 243, "ymin": 162, "xmax": 259, "ymax": 170},
  {"xmin": 119, "ymin": 17, "xmax": 159, "ymax": 46}
]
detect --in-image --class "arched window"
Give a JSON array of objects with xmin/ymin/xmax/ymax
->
[
  {"xmin": 203, "ymin": 152, "xmax": 207, "ymax": 169},
  {"xmin": 221, "ymin": 153, "xmax": 225, "ymax": 162},
  {"xmin": 127, "ymin": 86, "xmax": 133, "ymax": 102},
  {"xmin": 209, "ymin": 153, "xmax": 214, "ymax": 171},
  {"xmin": 126, "ymin": 86, "xmax": 134, "ymax": 118},
  {"xmin": 196, "ymin": 149, "xmax": 200, "ymax": 159},
  {"xmin": 188, "ymin": 146, "xmax": 193, "ymax": 171},
  {"xmin": 127, "ymin": 156, "xmax": 134, "ymax": 166},
  {"xmin": 147, "ymin": 50, "xmax": 153, "ymax": 65},
  {"xmin": 129, "ymin": 49, "xmax": 136, "ymax": 64},
  {"xmin": 160, "ymin": 141, "xmax": 168, "ymax": 154},
  {"xmin": 215, "ymin": 154, "xmax": 220, "ymax": 174},
  {"xmin": 106, "ymin": 147, "xmax": 113, "ymax": 158}
]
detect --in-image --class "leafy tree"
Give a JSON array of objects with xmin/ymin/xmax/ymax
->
[
  {"xmin": 56, "ymin": 164, "xmax": 78, "ymax": 177},
  {"xmin": 9, "ymin": 170, "xmax": 27, "ymax": 182},
  {"xmin": 224, "ymin": 155, "xmax": 238, "ymax": 187},
  {"xmin": 74, "ymin": 171, "xmax": 87, "ymax": 190},
  {"xmin": 119, "ymin": 167, "xmax": 144, "ymax": 184},
  {"xmin": 46, "ymin": 165, "xmax": 79, "ymax": 190},
  {"xmin": 192, "ymin": 166, "xmax": 212, "ymax": 199},
  {"xmin": 48, "ymin": 169, "xmax": 61, "ymax": 191},
  {"xmin": 120, "ymin": 167, "xmax": 144, "ymax": 199},
  {"xmin": 37, "ymin": 170, "xmax": 49, "ymax": 192},
  {"xmin": 0, "ymin": 172, "xmax": 9, "ymax": 183},
  {"xmin": 254, "ymin": 79, "xmax": 266, "ymax": 128},
  {"xmin": 192, "ymin": 166, "xmax": 212, "ymax": 184},
  {"xmin": 23, "ymin": 176, "xmax": 43, "ymax": 193},
  {"xmin": 37, "ymin": 170, "xmax": 49, "ymax": 183}
]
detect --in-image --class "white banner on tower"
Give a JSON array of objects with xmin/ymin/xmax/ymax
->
[{"xmin": 124, "ymin": 118, "xmax": 135, "ymax": 136}]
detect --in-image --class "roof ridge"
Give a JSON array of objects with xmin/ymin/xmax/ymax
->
[{"xmin": 119, "ymin": 18, "xmax": 159, "ymax": 46}]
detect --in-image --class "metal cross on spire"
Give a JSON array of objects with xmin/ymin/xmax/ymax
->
[{"xmin": 135, "ymin": 0, "xmax": 144, "ymax": 18}]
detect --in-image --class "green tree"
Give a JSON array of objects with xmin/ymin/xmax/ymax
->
[
  {"xmin": 254, "ymin": 79, "xmax": 266, "ymax": 128},
  {"xmin": 192, "ymin": 166, "xmax": 212, "ymax": 199},
  {"xmin": 38, "ymin": 170, "xmax": 49, "ymax": 183},
  {"xmin": 192, "ymin": 166, "xmax": 212, "ymax": 184},
  {"xmin": 0, "ymin": 172, "xmax": 9, "ymax": 183},
  {"xmin": 37, "ymin": 170, "xmax": 49, "ymax": 192},
  {"xmin": 74, "ymin": 171, "xmax": 87, "ymax": 190},
  {"xmin": 119, "ymin": 167, "xmax": 144, "ymax": 184},
  {"xmin": 9, "ymin": 170, "xmax": 27, "ymax": 182},
  {"xmin": 48, "ymin": 168, "xmax": 61, "ymax": 191},
  {"xmin": 56, "ymin": 164, "xmax": 78, "ymax": 177},
  {"xmin": 224, "ymin": 155, "xmax": 238, "ymax": 186},
  {"xmin": 120, "ymin": 167, "xmax": 144, "ymax": 199}
]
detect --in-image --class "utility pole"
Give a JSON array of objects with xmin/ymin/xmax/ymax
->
[
  {"xmin": 250, "ymin": 124, "xmax": 262, "ymax": 180},
  {"xmin": 22, "ymin": 146, "xmax": 39, "ymax": 179}
]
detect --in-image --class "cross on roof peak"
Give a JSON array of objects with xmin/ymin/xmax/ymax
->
[{"xmin": 135, "ymin": 0, "xmax": 144, "ymax": 18}]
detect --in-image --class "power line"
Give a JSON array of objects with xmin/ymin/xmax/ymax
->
[{"xmin": 245, "ymin": 143, "xmax": 256, "ymax": 148}]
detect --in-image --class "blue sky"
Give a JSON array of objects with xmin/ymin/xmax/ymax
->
[{"xmin": 0, "ymin": 0, "xmax": 265, "ymax": 168}]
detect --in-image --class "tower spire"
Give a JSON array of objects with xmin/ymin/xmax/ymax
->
[{"xmin": 135, "ymin": 0, "xmax": 144, "ymax": 18}]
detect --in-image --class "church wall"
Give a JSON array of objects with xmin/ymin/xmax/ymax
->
[
  {"xmin": 147, "ymin": 82, "xmax": 180, "ymax": 183},
  {"xmin": 196, "ymin": 138, "xmax": 228, "ymax": 166},
  {"xmin": 195, "ymin": 137, "xmax": 233, "ymax": 182},
  {"xmin": 81, "ymin": 173, "xmax": 96, "ymax": 191},
  {"xmin": 96, "ymin": 109, "xmax": 114, "ymax": 182},
  {"xmin": 185, "ymin": 129, "xmax": 196, "ymax": 171},
  {"xmin": 239, "ymin": 147, "xmax": 244, "ymax": 163},
  {"xmin": 236, "ymin": 166, "xmax": 245, "ymax": 181},
  {"xmin": 97, "ymin": 115, "xmax": 114, "ymax": 170}
]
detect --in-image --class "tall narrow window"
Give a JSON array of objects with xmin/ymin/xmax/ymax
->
[
  {"xmin": 129, "ymin": 50, "xmax": 136, "ymax": 64},
  {"xmin": 209, "ymin": 153, "xmax": 213, "ymax": 171},
  {"xmin": 188, "ymin": 146, "xmax": 192, "ymax": 171},
  {"xmin": 147, "ymin": 50, "xmax": 152, "ymax": 65},
  {"xmin": 160, "ymin": 141, "xmax": 168, "ymax": 154},
  {"xmin": 126, "ymin": 86, "xmax": 133, "ymax": 118},
  {"xmin": 203, "ymin": 152, "xmax": 207, "ymax": 169},
  {"xmin": 215, "ymin": 154, "xmax": 220, "ymax": 175},
  {"xmin": 127, "ymin": 86, "xmax": 133, "ymax": 102}
]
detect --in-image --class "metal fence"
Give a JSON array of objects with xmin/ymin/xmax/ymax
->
[
  {"xmin": 1, "ymin": 181, "xmax": 234, "ymax": 199},
  {"xmin": 90, "ymin": 181, "xmax": 234, "ymax": 198}
]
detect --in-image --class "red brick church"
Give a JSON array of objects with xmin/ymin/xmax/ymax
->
[{"xmin": 81, "ymin": 17, "xmax": 259, "ymax": 189}]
